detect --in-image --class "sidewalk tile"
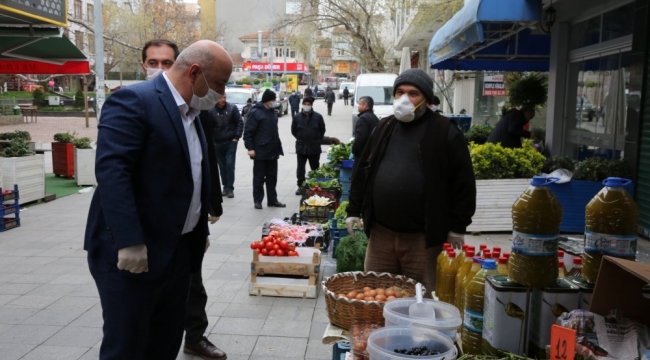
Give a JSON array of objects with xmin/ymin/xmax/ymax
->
[
  {"xmin": 4, "ymin": 295, "xmax": 61, "ymax": 309},
  {"xmin": 260, "ymin": 319, "xmax": 311, "ymax": 338},
  {"xmin": 21, "ymin": 307, "xmax": 87, "ymax": 326},
  {"xmin": 44, "ymin": 326, "xmax": 103, "ymax": 347},
  {"xmin": 251, "ymin": 336, "xmax": 307, "ymax": 358},
  {"xmin": 206, "ymin": 334, "xmax": 258, "ymax": 356},
  {"xmin": 0, "ymin": 308, "xmax": 39, "ymax": 324},
  {"xmin": 222, "ymin": 303, "xmax": 272, "ymax": 319},
  {"xmin": 211, "ymin": 317, "xmax": 265, "ymax": 336},
  {"xmin": 20, "ymin": 345, "xmax": 89, "ymax": 360},
  {"xmin": 0, "ymin": 343, "xmax": 35, "ymax": 360},
  {"xmin": 267, "ymin": 306, "xmax": 314, "ymax": 322},
  {"xmin": 0, "ymin": 324, "xmax": 61, "ymax": 344}
]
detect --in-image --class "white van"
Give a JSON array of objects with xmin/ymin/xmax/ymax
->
[{"xmin": 352, "ymin": 73, "xmax": 398, "ymax": 135}]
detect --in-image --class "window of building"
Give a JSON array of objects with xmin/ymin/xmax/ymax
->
[
  {"xmin": 275, "ymin": 48, "xmax": 283, "ymax": 57},
  {"xmin": 87, "ymin": 4, "xmax": 94, "ymax": 24},
  {"xmin": 75, "ymin": 30, "xmax": 84, "ymax": 50},
  {"xmin": 290, "ymin": 50, "xmax": 296, "ymax": 58},
  {"xmin": 74, "ymin": 0, "xmax": 82, "ymax": 19},
  {"xmin": 251, "ymin": 47, "xmax": 258, "ymax": 58},
  {"xmin": 286, "ymin": 1, "xmax": 301, "ymax": 14},
  {"xmin": 88, "ymin": 34, "xmax": 95, "ymax": 53},
  {"xmin": 569, "ymin": 3, "xmax": 634, "ymax": 50},
  {"xmin": 337, "ymin": 49, "xmax": 344, "ymax": 56}
]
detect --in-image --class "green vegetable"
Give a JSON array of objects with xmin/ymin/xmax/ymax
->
[
  {"xmin": 329, "ymin": 141, "xmax": 353, "ymax": 164},
  {"xmin": 304, "ymin": 178, "xmax": 341, "ymax": 189},
  {"xmin": 334, "ymin": 201, "xmax": 349, "ymax": 228},
  {"xmin": 335, "ymin": 232, "xmax": 368, "ymax": 273},
  {"xmin": 307, "ymin": 163, "xmax": 339, "ymax": 179}
]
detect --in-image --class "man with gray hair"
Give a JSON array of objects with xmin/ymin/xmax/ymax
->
[{"xmin": 85, "ymin": 40, "xmax": 232, "ymax": 360}]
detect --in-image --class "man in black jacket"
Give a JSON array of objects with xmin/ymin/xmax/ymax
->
[
  {"xmin": 291, "ymin": 96, "xmax": 326, "ymax": 195},
  {"xmin": 342, "ymin": 86, "xmax": 350, "ymax": 105},
  {"xmin": 209, "ymin": 93, "xmax": 243, "ymax": 198},
  {"xmin": 352, "ymin": 96, "xmax": 379, "ymax": 159},
  {"xmin": 486, "ymin": 107, "xmax": 535, "ymax": 148},
  {"xmin": 288, "ymin": 90, "xmax": 301, "ymax": 118},
  {"xmin": 325, "ymin": 87, "xmax": 336, "ymax": 115},
  {"xmin": 304, "ymin": 86, "xmax": 313, "ymax": 98},
  {"xmin": 244, "ymin": 89, "xmax": 286, "ymax": 209},
  {"xmin": 345, "ymin": 68, "xmax": 476, "ymax": 296}
]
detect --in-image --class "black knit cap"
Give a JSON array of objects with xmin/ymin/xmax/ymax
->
[
  {"xmin": 302, "ymin": 96, "xmax": 314, "ymax": 104},
  {"xmin": 393, "ymin": 68, "xmax": 434, "ymax": 104},
  {"xmin": 261, "ymin": 89, "xmax": 277, "ymax": 103}
]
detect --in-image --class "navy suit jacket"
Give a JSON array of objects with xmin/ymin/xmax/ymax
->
[{"xmin": 84, "ymin": 75, "xmax": 211, "ymax": 278}]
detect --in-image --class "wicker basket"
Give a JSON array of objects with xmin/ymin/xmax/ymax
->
[{"xmin": 322, "ymin": 271, "xmax": 421, "ymax": 330}]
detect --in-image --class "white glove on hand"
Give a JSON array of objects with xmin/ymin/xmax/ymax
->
[
  {"xmin": 117, "ymin": 244, "xmax": 148, "ymax": 273},
  {"xmin": 208, "ymin": 215, "xmax": 220, "ymax": 224},
  {"xmin": 345, "ymin": 217, "xmax": 363, "ymax": 237},
  {"xmin": 447, "ymin": 231, "xmax": 465, "ymax": 250},
  {"xmin": 205, "ymin": 237, "xmax": 211, "ymax": 252}
]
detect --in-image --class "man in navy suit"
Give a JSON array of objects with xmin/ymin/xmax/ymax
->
[{"xmin": 84, "ymin": 40, "xmax": 232, "ymax": 360}]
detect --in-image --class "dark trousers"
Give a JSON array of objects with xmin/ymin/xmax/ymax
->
[
  {"xmin": 327, "ymin": 102, "xmax": 333, "ymax": 115},
  {"xmin": 297, "ymin": 153, "xmax": 321, "ymax": 187},
  {"xmin": 344, "ymin": 97, "xmax": 349, "ymax": 105},
  {"xmin": 253, "ymin": 159, "xmax": 278, "ymax": 204},
  {"xmin": 214, "ymin": 141, "xmax": 237, "ymax": 192},
  {"xmin": 184, "ymin": 269, "xmax": 208, "ymax": 344},
  {"xmin": 291, "ymin": 107, "xmax": 299, "ymax": 118},
  {"xmin": 89, "ymin": 241, "xmax": 191, "ymax": 360}
]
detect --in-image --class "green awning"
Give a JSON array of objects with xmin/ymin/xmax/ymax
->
[{"xmin": 0, "ymin": 32, "xmax": 90, "ymax": 74}]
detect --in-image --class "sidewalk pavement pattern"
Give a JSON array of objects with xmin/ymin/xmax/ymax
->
[{"xmin": 0, "ymin": 99, "xmax": 647, "ymax": 360}]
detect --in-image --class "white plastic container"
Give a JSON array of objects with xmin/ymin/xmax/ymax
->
[
  {"xmin": 366, "ymin": 326, "xmax": 457, "ymax": 360},
  {"xmin": 382, "ymin": 298, "xmax": 461, "ymax": 340}
]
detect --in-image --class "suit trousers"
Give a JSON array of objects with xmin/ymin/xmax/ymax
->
[
  {"xmin": 214, "ymin": 141, "xmax": 237, "ymax": 192},
  {"xmin": 296, "ymin": 153, "xmax": 321, "ymax": 187},
  {"xmin": 184, "ymin": 269, "xmax": 209, "ymax": 344},
  {"xmin": 253, "ymin": 159, "xmax": 278, "ymax": 204},
  {"xmin": 291, "ymin": 107, "xmax": 299, "ymax": 118},
  {"xmin": 327, "ymin": 102, "xmax": 333, "ymax": 115},
  {"xmin": 364, "ymin": 223, "xmax": 443, "ymax": 298},
  {"xmin": 344, "ymin": 97, "xmax": 349, "ymax": 105},
  {"xmin": 89, "ymin": 238, "xmax": 191, "ymax": 360}
]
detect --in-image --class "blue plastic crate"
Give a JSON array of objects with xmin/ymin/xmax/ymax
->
[
  {"xmin": 0, "ymin": 184, "xmax": 19, "ymax": 203},
  {"xmin": 0, "ymin": 203, "xmax": 19, "ymax": 217},
  {"xmin": 340, "ymin": 181, "xmax": 351, "ymax": 193},
  {"xmin": 332, "ymin": 341, "xmax": 350, "ymax": 360},
  {"xmin": 0, "ymin": 216, "xmax": 20, "ymax": 232},
  {"xmin": 341, "ymin": 160, "xmax": 354, "ymax": 169},
  {"xmin": 339, "ymin": 167, "xmax": 353, "ymax": 182},
  {"xmin": 339, "ymin": 191, "xmax": 349, "ymax": 203}
]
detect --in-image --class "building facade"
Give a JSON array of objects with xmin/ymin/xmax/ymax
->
[{"xmin": 331, "ymin": 27, "xmax": 359, "ymax": 79}]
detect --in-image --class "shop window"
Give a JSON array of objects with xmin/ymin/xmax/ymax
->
[
  {"xmin": 75, "ymin": 30, "xmax": 84, "ymax": 51},
  {"xmin": 602, "ymin": 3, "xmax": 634, "ymax": 42},
  {"xmin": 74, "ymin": 0, "xmax": 82, "ymax": 19},
  {"xmin": 569, "ymin": 16, "xmax": 601, "ymax": 50},
  {"xmin": 88, "ymin": 34, "xmax": 95, "ymax": 53},
  {"xmin": 87, "ymin": 4, "xmax": 94, "ymax": 24},
  {"xmin": 569, "ymin": 3, "xmax": 635, "ymax": 50}
]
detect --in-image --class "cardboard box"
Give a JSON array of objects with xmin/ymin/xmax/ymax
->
[{"xmin": 590, "ymin": 256, "xmax": 650, "ymax": 324}]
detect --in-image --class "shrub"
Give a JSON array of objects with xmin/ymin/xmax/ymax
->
[
  {"xmin": 253, "ymin": 79, "xmax": 261, "ymax": 85},
  {"xmin": 531, "ymin": 126, "xmax": 546, "ymax": 144},
  {"xmin": 0, "ymin": 130, "xmax": 31, "ymax": 141},
  {"xmin": 53, "ymin": 131, "xmax": 76, "ymax": 143},
  {"xmin": 469, "ymin": 141, "xmax": 544, "ymax": 180},
  {"xmin": 74, "ymin": 89, "xmax": 85, "ymax": 107},
  {"xmin": 464, "ymin": 125, "xmax": 492, "ymax": 144},
  {"xmin": 542, "ymin": 156, "xmax": 576, "ymax": 173},
  {"xmin": 510, "ymin": 139, "xmax": 547, "ymax": 178},
  {"xmin": 32, "ymin": 88, "xmax": 45, "ymax": 106},
  {"xmin": 507, "ymin": 72, "xmax": 548, "ymax": 108},
  {"xmin": 1, "ymin": 138, "xmax": 34, "ymax": 157},
  {"xmin": 73, "ymin": 137, "xmax": 92, "ymax": 149},
  {"xmin": 573, "ymin": 157, "xmax": 632, "ymax": 181}
]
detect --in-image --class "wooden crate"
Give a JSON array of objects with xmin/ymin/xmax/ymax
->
[
  {"xmin": 0, "ymin": 155, "xmax": 45, "ymax": 204},
  {"xmin": 248, "ymin": 246, "xmax": 321, "ymax": 298}
]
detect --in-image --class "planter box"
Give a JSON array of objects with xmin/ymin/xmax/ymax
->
[
  {"xmin": 548, "ymin": 180, "xmax": 635, "ymax": 233},
  {"xmin": 467, "ymin": 179, "xmax": 531, "ymax": 232},
  {"xmin": 0, "ymin": 154, "xmax": 45, "ymax": 204},
  {"xmin": 52, "ymin": 142, "xmax": 75, "ymax": 178},
  {"xmin": 75, "ymin": 148, "xmax": 96, "ymax": 186}
]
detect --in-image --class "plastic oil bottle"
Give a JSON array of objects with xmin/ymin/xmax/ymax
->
[
  {"xmin": 455, "ymin": 244, "xmax": 468, "ymax": 269},
  {"xmin": 462, "ymin": 259, "xmax": 498, "ymax": 354},
  {"xmin": 509, "ymin": 176, "xmax": 563, "ymax": 288},
  {"xmin": 583, "ymin": 177, "xmax": 638, "ymax": 283},
  {"xmin": 482, "ymin": 250, "xmax": 492, "ymax": 260},
  {"xmin": 455, "ymin": 249, "xmax": 475, "ymax": 310},
  {"xmin": 567, "ymin": 257, "xmax": 582, "ymax": 277},
  {"xmin": 438, "ymin": 250, "xmax": 460, "ymax": 303},
  {"xmin": 497, "ymin": 256, "xmax": 508, "ymax": 275},
  {"xmin": 436, "ymin": 244, "xmax": 451, "ymax": 296},
  {"xmin": 558, "ymin": 259, "xmax": 566, "ymax": 279},
  {"xmin": 459, "ymin": 255, "xmax": 482, "ymax": 321}
]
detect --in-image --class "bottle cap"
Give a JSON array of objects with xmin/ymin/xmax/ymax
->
[
  {"xmin": 493, "ymin": 246, "xmax": 501, "ymax": 252},
  {"xmin": 498, "ymin": 256, "xmax": 508, "ymax": 265},
  {"xmin": 472, "ymin": 256, "xmax": 481, "ymax": 263},
  {"xmin": 559, "ymin": 259, "xmax": 565, "ymax": 267},
  {"xmin": 558, "ymin": 250, "xmax": 564, "ymax": 257},
  {"xmin": 492, "ymin": 252, "xmax": 501, "ymax": 259},
  {"xmin": 462, "ymin": 244, "xmax": 469, "ymax": 251},
  {"xmin": 467, "ymin": 245, "xmax": 476, "ymax": 251},
  {"xmin": 466, "ymin": 250, "xmax": 475, "ymax": 257},
  {"xmin": 573, "ymin": 257, "xmax": 582, "ymax": 265},
  {"xmin": 480, "ymin": 244, "xmax": 487, "ymax": 250},
  {"xmin": 482, "ymin": 259, "xmax": 497, "ymax": 270},
  {"xmin": 448, "ymin": 251, "xmax": 456, "ymax": 258},
  {"xmin": 603, "ymin": 177, "xmax": 632, "ymax": 188},
  {"xmin": 503, "ymin": 252, "xmax": 511, "ymax": 259},
  {"xmin": 443, "ymin": 243, "xmax": 450, "ymax": 249},
  {"xmin": 483, "ymin": 250, "xmax": 491, "ymax": 258},
  {"xmin": 531, "ymin": 176, "xmax": 559, "ymax": 186}
]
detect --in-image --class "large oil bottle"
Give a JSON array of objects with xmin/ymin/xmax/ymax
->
[
  {"xmin": 583, "ymin": 177, "xmax": 638, "ymax": 283},
  {"xmin": 509, "ymin": 176, "xmax": 563, "ymax": 288},
  {"xmin": 455, "ymin": 249, "xmax": 475, "ymax": 310},
  {"xmin": 461, "ymin": 259, "xmax": 498, "ymax": 354},
  {"xmin": 438, "ymin": 250, "xmax": 460, "ymax": 303}
]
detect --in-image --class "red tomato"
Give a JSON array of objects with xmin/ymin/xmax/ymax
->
[
  {"xmin": 279, "ymin": 240, "xmax": 289, "ymax": 250},
  {"xmin": 277, "ymin": 249, "xmax": 285, "ymax": 257},
  {"xmin": 273, "ymin": 244, "xmax": 280, "ymax": 251},
  {"xmin": 288, "ymin": 243, "xmax": 296, "ymax": 251},
  {"xmin": 262, "ymin": 236, "xmax": 271, "ymax": 243},
  {"xmin": 265, "ymin": 242, "xmax": 274, "ymax": 251},
  {"xmin": 288, "ymin": 251, "xmax": 296, "ymax": 256},
  {"xmin": 261, "ymin": 248, "xmax": 268, "ymax": 256},
  {"xmin": 269, "ymin": 230, "xmax": 278, "ymax": 238},
  {"xmin": 293, "ymin": 251, "xmax": 300, "ymax": 256},
  {"xmin": 269, "ymin": 250, "xmax": 276, "ymax": 256},
  {"xmin": 250, "ymin": 242, "xmax": 258, "ymax": 250}
]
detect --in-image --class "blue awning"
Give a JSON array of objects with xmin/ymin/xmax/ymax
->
[{"xmin": 429, "ymin": 0, "xmax": 550, "ymax": 71}]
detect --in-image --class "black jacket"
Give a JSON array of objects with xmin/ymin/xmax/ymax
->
[
  {"xmin": 304, "ymin": 88, "xmax": 313, "ymax": 97},
  {"xmin": 209, "ymin": 102, "xmax": 243, "ymax": 143},
  {"xmin": 243, "ymin": 103, "xmax": 284, "ymax": 160},
  {"xmin": 198, "ymin": 111, "xmax": 224, "ymax": 217},
  {"xmin": 352, "ymin": 109, "xmax": 379, "ymax": 159},
  {"xmin": 291, "ymin": 110, "xmax": 326, "ymax": 155},
  {"xmin": 347, "ymin": 110, "xmax": 476, "ymax": 248},
  {"xmin": 241, "ymin": 103, "xmax": 253, "ymax": 120},
  {"xmin": 325, "ymin": 89, "xmax": 336, "ymax": 104},
  {"xmin": 343, "ymin": 88, "xmax": 350, "ymax": 99},
  {"xmin": 486, "ymin": 108, "xmax": 531, "ymax": 148},
  {"xmin": 288, "ymin": 94, "xmax": 301, "ymax": 109}
]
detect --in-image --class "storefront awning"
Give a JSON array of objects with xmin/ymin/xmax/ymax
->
[
  {"xmin": 428, "ymin": 0, "xmax": 550, "ymax": 71},
  {"xmin": 0, "ymin": 32, "xmax": 90, "ymax": 75}
]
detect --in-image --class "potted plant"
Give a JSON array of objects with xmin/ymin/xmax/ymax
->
[
  {"xmin": 0, "ymin": 136, "xmax": 45, "ymax": 204},
  {"xmin": 52, "ymin": 131, "xmax": 76, "ymax": 178},
  {"xmin": 73, "ymin": 137, "xmax": 96, "ymax": 186}
]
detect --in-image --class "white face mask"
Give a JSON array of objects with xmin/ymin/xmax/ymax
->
[
  {"xmin": 393, "ymin": 94, "xmax": 425, "ymax": 122},
  {"xmin": 189, "ymin": 69, "xmax": 222, "ymax": 110},
  {"xmin": 303, "ymin": 105, "xmax": 312, "ymax": 112},
  {"xmin": 429, "ymin": 105, "xmax": 439, "ymax": 111},
  {"xmin": 145, "ymin": 67, "xmax": 164, "ymax": 80}
]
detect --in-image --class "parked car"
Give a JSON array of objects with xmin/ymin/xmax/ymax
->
[
  {"xmin": 225, "ymin": 88, "xmax": 258, "ymax": 114},
  {"xmin": 338, "ymin": 82, "xmax": 355, "ymax": 99},
  {"xmin": 576, "ymin": 96, "xmax": 597, "ymax": 121},
  {"xmin": 270, "ymin": 90, "xmax": 289, "ymax": 116},
  {"xmin": 315, "ymin": 83, "xmax": 328, "ymax": 98}
]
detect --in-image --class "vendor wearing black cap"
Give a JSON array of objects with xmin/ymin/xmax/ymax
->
[
  {"xmin": 243, "ymin": 89, "xmax": 286, "ymax": 209},
  {"xmin": 344, "ymin": 68, "xmax": 476, "ymax": 296},
  {"xmin": 291, "ymin": 96, "xmax": 326, "ymax": 195}
]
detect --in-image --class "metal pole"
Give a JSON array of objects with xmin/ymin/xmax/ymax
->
[
  {"xmin": 94, "ymin": 0, "xmax": 105, "ymax": 122},
  {"xmin": 83, "ymin": 75, "xmax": 89, "ymax": 128},
  {"xmin": 269, "ymin": 0, "xmax": 273, "ymax": 83},
  {"xmin": 283, "ymin": 33, "xmax": 287, "ymax": 79}
]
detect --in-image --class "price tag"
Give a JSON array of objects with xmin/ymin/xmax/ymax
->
[{"xmin": 550, "ymin": 324, "xmax": 576, "ymax": 360}]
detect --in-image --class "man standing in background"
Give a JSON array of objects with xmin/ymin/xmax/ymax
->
[
  {"xmin": 325, "ymin": 86, "xmax": 336, "ymax": 116},
  {"xmin": 209, "ymin": 93, "xmax": 243, "ymax": 198},
  {"xmin": 288, "ymin": 90, "xmax": 301, "ymax": 118}
]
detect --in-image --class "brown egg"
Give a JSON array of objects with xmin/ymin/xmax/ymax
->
[
  {"xmin": 355, "ymin": 294, "xmax": 365, "ymax": 300},
  {"xmin": 364, "ymin": 296, "xmax": 375, "ymax": 301},
  {"xmin": 375, "ymin": 294, "xmax": 387, "ymax": 302},
  {"xmin": 363, "ymin": 286, "xmax": 372, "ymax": 292},
  {"xmin": 368, "ymin": 290, "xmax": 377, "ymax": 297},
  {"xmin": 376, "ymin": 288, "xmax": 386, "ymax": 295},
  {"xmin": 347, "ymin": 291, "xmax": 358, "ymax": 299},
  {"xmin": 385, "ymin": 289, "xmax": 395, "ymax": 297},
  {"xmin": 386, "ymin": 296, "xmax": 396, "ymax": 301}
]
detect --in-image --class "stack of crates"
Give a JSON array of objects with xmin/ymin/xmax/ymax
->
[
  {"xmin": 339, "ymin": 160, "xmax": 354, "ymax": 202},
  {"xmin": 1, "ymin": 184, "xmax": 20, "ymax": 232}
]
